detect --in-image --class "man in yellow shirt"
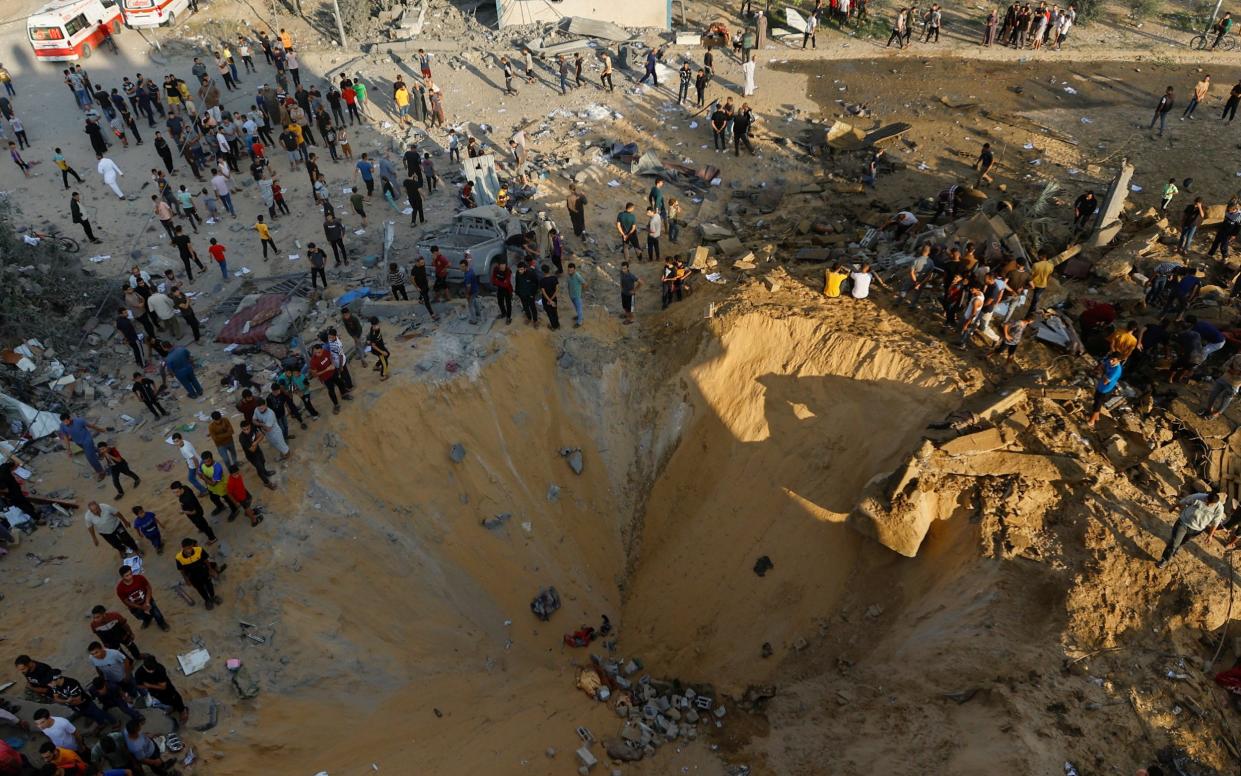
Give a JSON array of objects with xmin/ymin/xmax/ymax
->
[
  {"xmin": 1028, "ymin": 251, "xmax": 1054, "ymax": 312},
  {"xmin": 395, "ymin": 85, "xmax": 411, "ymax": 125},
  {"xmin": 823, "ymin": 263, "xmax": 850, "ymax": 298},
  {"xmin": 1107, "ymin": 321, "xmax": 1139, "ymax": 361},
  {"xmin": 254, "ymin": 215, "xmax": 277, "ymax": 260}
]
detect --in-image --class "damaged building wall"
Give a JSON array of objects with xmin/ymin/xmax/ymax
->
[{"xmin": 496, "ymin": 0, "xmax": 669, "ymax": 30}]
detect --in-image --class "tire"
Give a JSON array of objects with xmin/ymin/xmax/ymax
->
[
  {"xmin": 1190, "ymin": 34, "xmax": 1207, "ymax": 49},
  {"xmin": 165, "ymin": 12, "xmax": 176, "ymax": 26},
  {"xmin": 56, "ymin": 236, "xmax": 80, "ymax": 253},
  {"xmin": 80, "ymin": 43, "xmax": 92, "ymax": 59}
]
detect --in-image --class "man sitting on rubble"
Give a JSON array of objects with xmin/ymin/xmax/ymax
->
[{"xmin": 1156, "ymin": 491, "xmax": 1226, "ymax": 569}]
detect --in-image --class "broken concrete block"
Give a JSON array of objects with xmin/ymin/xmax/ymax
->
[
  {"xmin": 716, "ymin": 237, "xmax": 744, "ymax": 256},
  {"xmin": 690, "ymin": 245, "xmax": 711, "ymax": 269},
  {"xmin": 938, "ymin": 427, "xmax": 1005, "ymax": 456},
  {"xmin": 576, "ymin": 746, "xmax": 598, "ymax": 770},
  {"xmin": 699, "ymin": 222, "xmax": 734, "ymax": 240}
]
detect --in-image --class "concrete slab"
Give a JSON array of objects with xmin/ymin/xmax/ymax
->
[{"xmin": 938, "ymin": 427, "xmax": 1005, "ymax": 456}]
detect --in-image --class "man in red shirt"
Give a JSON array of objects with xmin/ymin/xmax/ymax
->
[
  {"xmin": 431, "ymin": 246, "xmax": 450, "ymax": 303},
  {"xmin": 490, "ymin": 257, "xmax": 513, "ymax": 325},
  {"xmin": 89, "ymin": 605, "xmax": 142, "ymax": 660},
  {"xmin": 308, "ymin": 342, "xmax": 347, "ymax": 414},
  {"xmin": 342, "ymin": 84, "xmax": 360, "ymax": 124},
  {"xmin": 114, "ymin": 567, "xmax": 169, "ymax": 631},
  {"xmin": 207, "ymin": 238, "xmax": 229, "ymax": 280},
  {"xmin": 226, "ymin": 464, "xmax": 262, "ymax": 526}
]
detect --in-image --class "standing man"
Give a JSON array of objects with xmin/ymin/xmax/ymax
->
[
  {"xmin": 491, "ymin": 257, "xmax": 514, "ymax": 325},
  {"xmin": 115, "ymin": 565, "xmax": 169, "ymax": 630},
  {"xmin": 616, "ymin": 202, "xmax": 639, "ymax": 259},
  {"xmin": 367, "ymin": 318, "xmax": 391, "ymax": 380},
  {"xmin": 85, "ymin": 502, "xmax": 142, "ymax": 558},
  {"xmin": 324, "ymin": 214, "xmax": 348, "ymax": 266},
  {"xmin": 974, "ymin": 142, "xmax": 995, "ymax": 186},
  {"xmin": 176, "ymin": 538, "xmax": 223, "ymax": 609},
  {"xmin": 501, "ymin": 56, "xmax": 518, "ymax": 96},
  {"xmin": 646, "ymin": 207, "xmax": 663, "ymax": 262},
  {"xmin": 52, "ymin": 148, "xmax": 84, "ymax": 189},
  {"xmin": 411, "ymin": 256, "xmax": 437, "ymax": 320},
  {"xmin": 252, "ymin": 398, "xmax": 290, "ymax": 459},
  {"xmin": 1222, "ymin": 78, "xmax": 1241, "ymax": 122},
  {"xmin": 566, "ymin": 262, "xmax": 586, "ymax": 327},
  {"xmin": 566, "ymin": 183, "xmax": 587, "ymax": 238},
  {"xmin": 59, "ymin": 413, "xmax": 106, "ymax": 480},
  {"xmin": 96, "ymin": 154, "xmax": 125, "ymax": 199},
  {"xmin": 1182, "ymin": 75, "xmax": 1210, "ymax": 120},
  {"xmin": 462, "ymin": 258, "xmax": 482, "ymax": 325},
  {"xmin": 70, "ymin": 192, "xmax": 101, "ymax": 244},
  {"xmin": 309, "ymin": 342, "xmax": 348, "ymax": 414},
  {"xmin": 171, "ymin": 481, "xmax": 217, "ymax": 543},
  {"xmin": 620, "ymin": 262, "xmax": 641, "ymax": 325},
  {"xmin": 238, "ymin": 420, "xmax": 278, "ymax": 489},
  {"xmin": 171, "ymin": 432, "xmax": 209, "ymax": 497},
  {"xmin": 89, "ymin": 605, "xmax": 143, "ymax": 661},
  {"xmin": 208, "ymin": 410, "xmax": 238, "ymax": 467},
  {"xmin": 515, "ymin": 261, "xmax": 540, "ymax": 327},
  {"xmin": 1087, "ymin": 352, "xmax": 1123, "ymax": 427},
  {"xmin": 1149, "ymin": 86, "xmax": 1175, "ymax": 136},
  {"xmin": 540, "ymin": 264, "xmax": 561, "ymax": 330},
  {"xmin": 307, "ymin": 242, "xmax": 328, "ymax": 290}
]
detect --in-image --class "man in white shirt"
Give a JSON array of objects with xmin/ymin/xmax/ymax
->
[
  {"xmin": 84, "ymin": 501, "xmax": 141, "ymax": 558},
  {"xmin": 33, "ymin": 709, "xmax": 83, "ymax": 751},
  {"xmin": 850, "ymin": 262, "xmax": 887, "ymax": 300},
  {"xmin": 646, "ymin": 208, "xmax": 663, "ymax": 263},
  {"xmin": 96, "ymin": 154, "xmax": 125, "ymax": 199},
  {"xmin": 171, "ymin": 433, "xmax": 209, "ymax": 496},
  {"xmin": 88, "ymin": 642, "xmax": 135, "ymax": 694},
  {"xmin": 1156, "ymin": 491, "xmax": 1226, "ymax": 568},
  {"xmin": 145, "ymin": 291, "xmax": 181, "ymax": 339},
  {"xmin": 252, "ymin": 398, "xmax": 289, "ymax": 457}
]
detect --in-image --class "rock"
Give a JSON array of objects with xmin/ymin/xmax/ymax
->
[
  {"xmin": 685, "ymin": 709, "xmax": 699, "ymax": 723},
  {"xmin": 607, "ymin": 738, "xmax": 644, "ymax": 761},
  {"xmin": 546, "ymin": 747, "xmax": 557, "ymax": 758},
  {"xmin": 450, "ymin": 443, "xmax": 466, "ymax": 463},
  {"xmin": 699, "ymin": 222, "xmax": 735, "ymax": 240},
  {"xmin": 714, "ymin": 705, "xmax": 727, "ymax": 718},
  {"xmin": 865, "ymin": 604, "xmax": 884, "ymax": 619},
  {"xmin": 793, "ymin": 637, "xmax": 808, "ymax": 651},
  {"xmin": 1090, "ymin": 252, "xmax": 1133, "ymax": 281},
  {"xmin": 547, "ymin": 484, "xmax": 560, "ymax": 502},
  {"xmin": 558, "ymin": 352, "xmax": 576, "ymax": 370},
  {"xmin": 562, "ymin": 448, "xmax": 584, "ymax": 475}
]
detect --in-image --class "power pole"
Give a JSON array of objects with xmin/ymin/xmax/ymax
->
[{"xmin": 332, "ymin": 0, "xmax": 348, "ymax": 46}]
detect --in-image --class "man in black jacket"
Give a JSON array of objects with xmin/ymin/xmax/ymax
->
[
  {"xmin": 515, "ymin": 261, "xmax": 540, "ymax": 327},
  {"xmin": 71, "ymin": 191, "xmax": 101, "ymax": 243},
  {"xmin": 323, "ymin": 214, "xmax": 347, "ymax": 266},
  {"xmin": 117, "ymin": 309, "xmax": 144, "ymax": 367}
]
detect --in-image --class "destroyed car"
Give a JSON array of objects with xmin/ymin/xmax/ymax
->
[{"xmin": 413, "ymin": 205, "xmax": 534, "ymax": 285}]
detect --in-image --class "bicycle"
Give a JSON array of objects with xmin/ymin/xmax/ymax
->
[
  {"xmin": 1190, "ymin": 29, "xmax": 1238, "ymax": 51},
  {"xmin": 22, "ymin": 228, "xmax": 80, "ymax": 254}
]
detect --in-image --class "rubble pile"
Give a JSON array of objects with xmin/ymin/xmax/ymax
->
[{"xmin": 571, "ymin": 654, "xmax": 740, "ymax": 772}]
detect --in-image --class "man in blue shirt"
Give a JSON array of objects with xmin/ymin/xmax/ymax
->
[
  {"xmin": 461, "ymin": 255, "xmax": 481, "ymax": 324},
  {"xmin": 59, "ymin": 413, "xmax": 106, "ymax": 478},
  {"xmin": 1188, "ymin": 314, "xmax": 1227, "ymax": 358},
  {"xmin": 162, "ymin": 345, "xmax": 203, "ymax": 398},
  {"xmin": 354, "ymin": 153, "xmax": 375, "ymax": 197},
  {"xmin": 1088, "ymin": 352, "xmax": 1123, "ymax": 427}
]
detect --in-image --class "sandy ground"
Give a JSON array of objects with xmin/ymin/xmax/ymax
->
[{"xmin": 2, "ymin": 0, "xmax": 1241, "ymax": 774}]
